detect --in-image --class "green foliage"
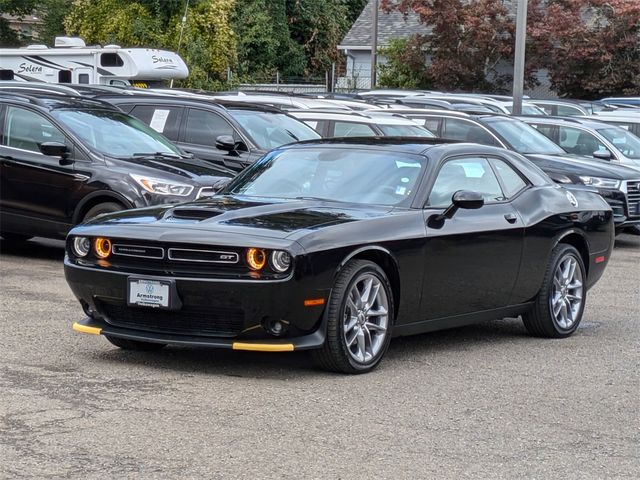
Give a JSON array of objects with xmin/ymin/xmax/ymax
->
[
  {"xmin": 0, "ymin": 0, "xmax": 37, "ymax": 46},
  {"xmin": 37, "ymin": 0, "xmax": 73, "ymax": 45},
  {"xmin": 378, "ymin": 37, "xmax": 431, "ymax": 89},
  {"xmin": 63, "ymin": 0, "xmax": 236, "ymax": 89}
]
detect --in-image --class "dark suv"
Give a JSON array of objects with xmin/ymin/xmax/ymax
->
[
  {"xmin": 0, "ymin": 94, "xmax": 233, "ymax": 241},
  {"xmin": 92, "ymin": 94, "xmax": 321, "ymax": 172}
]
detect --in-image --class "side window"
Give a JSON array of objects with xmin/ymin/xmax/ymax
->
[
  {"xmin": 420, "ymin": 117, "xmax": 441, "ymax": 135},
  {"xmin": 78, "ymin": 73, "xmax": 90, "ymax": 84},
  {"xmin": 332, "ymin": 121, "xmax": 376, "ymax": 137},
  {"xmin": 537, "ymin": 104, "xmax": 555, "ymax": 115},
  {"xmin": 129, "ymin": 105, "xmax": 183, "ymax": 141},
  {"xmin": 490, "ymin": 158, "xmax": 527, "ymax": 198},
  {"xmin": 442, "ymin": 118, "xmax": 500, "ymax": 146},
  {"xmin": 557, "ymin": 105, "xmax": 582, "ymax": 116},
  {"xmin": 558, "ymin": 126, "xmax": 608, "ymax": 156},
  {"xmin": 2, "ymin": 106, "xmax": 66, "ymax": 153},
  {"xmin": 184, "ymin": 109, "xmax": 235, "ymax": 145},
  {"xmin": 428, "ymin": 157, "xmax": 505, "ymax": 207},
  {"xmin": 532, "ymin": 124, "xmax": 556, "ymax": 140}
]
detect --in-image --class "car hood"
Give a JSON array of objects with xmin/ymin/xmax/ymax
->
[
  {"xmin": 77, "ymin": 196, "xmax": 393, "ymax": 244},
  {"xmin": 525, "ymin": 153, "xmax": 640, "ymax": 180},
  {"xmin": 109, "ymin": 155, "xmax": 235, "ymax": 184}
]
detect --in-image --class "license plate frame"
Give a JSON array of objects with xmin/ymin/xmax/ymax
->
[{"xmin": 127, "ymin": 277, "xmax": 181, "ymax": 310}]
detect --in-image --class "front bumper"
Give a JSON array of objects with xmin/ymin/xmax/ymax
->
[
  {"xmin": 65, "ymin": 258, "xmax": 330, "ymax": 349},
  {"xmin": 72, "ymin": 317, "xmax": 326, "ymax": 351}
]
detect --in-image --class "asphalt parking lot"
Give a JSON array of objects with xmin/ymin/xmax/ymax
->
[{"xmin": 0, "ymin": 235, "xmax": 638, "ymax": 479}]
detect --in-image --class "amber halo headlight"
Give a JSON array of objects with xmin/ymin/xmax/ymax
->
[
  {"xmin": 72, "ymin": 236, "xmax": 91, "ymax": 257},
  {"xmin": 246, "ymin": 248, "xmax": 266, "ymax": 270},
  {"xmin": 94, "ymin": 237, "xmax": 112, "ymax": 259},
  {"xmin": 271, "ymin": 250, "xmax": 292, "ymax": 273}
]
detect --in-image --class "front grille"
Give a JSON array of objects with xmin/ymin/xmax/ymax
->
[
  {"xmin": 112, "ymin": 244, "xmax": 164, "ymax": 259},
  {"xmin": 168, "ymin": 248, "xmax": 239, "ymax": 263},
  {"xmin": 98, "ymin": 300, "xmax": 245, "ymax": 337},
  {"xmin": 627, "ymin": 181, "xmax": 640, "ymax": 218}
]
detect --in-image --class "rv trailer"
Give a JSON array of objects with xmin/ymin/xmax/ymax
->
[{"xmin": 0, "ymin": 37, "xmax": 188, "ymax": 87}]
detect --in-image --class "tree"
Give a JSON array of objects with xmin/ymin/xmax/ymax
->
[
  {"xmin": 529, "ymin": 0, "xmax": 640, "ymax": 98},
  {"xmin": 63, "ymin": 0, "xmax": 237, "ymax": 89},
  {"xmin": 37, "ymin": 0, "xmax": 77, "ymax": 45},
  {"xmin": 0, "ymin": 0, "xmax": 36, "ymax": 46},
  {"xmin": 287, "ymin": 0, "xmax": 350, "ymax": 74},
  {"xmin": 378, "ymin": 36, "xmax": 431, "ymax": 89},
  {"xmin": 381, "ymin": 0, "xmax": 523, "ymax": 92}
]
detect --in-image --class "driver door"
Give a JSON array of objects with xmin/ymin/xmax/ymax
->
[{"xmin": 420, "ymin": 156, "xmax": 525, "ymax": 319}]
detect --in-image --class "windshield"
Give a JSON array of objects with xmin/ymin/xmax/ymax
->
[
  {"xmin": 485, "ymin": 118, "xmax": 565, "ymax": 155},
  {"xmin": 53, "ymin": 109, "xmax": 181, "ymax": 157},
  {"xmin": 377, "ymin": 124, "xmax": 435, "ymax": 137},
  {"xmin": 504, "ymin": 104, "xmax": 546, "ymax": 115},
  {"xmin": 225, "ymin": 147, "xmax": 426, "ymax": 207},
  {"xmin": 229, "ymin": 110, "xmax": 320, "ymax": 150},
  {"xmin": 597, "ymin": 127, "xmax": 640, "ymax": 159}
]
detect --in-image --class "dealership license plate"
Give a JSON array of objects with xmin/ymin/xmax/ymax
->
[{"xmin": 128, "ymin": 278, "xmax": 171, "ymax": 308}]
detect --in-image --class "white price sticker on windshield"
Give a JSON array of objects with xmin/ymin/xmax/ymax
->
[{"xmin": 149, "ymin": 109, "xmax": 170, "ymax": 133}]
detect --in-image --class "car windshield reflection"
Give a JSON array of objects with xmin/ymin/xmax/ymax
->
[{"xmin": 226, "ymin": 147, "xmax": 426, "ymax": 207}]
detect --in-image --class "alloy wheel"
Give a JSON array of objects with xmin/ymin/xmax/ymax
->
[
  {"xmin": 550, "ymin": 255, "xmax": 584, "ymax": 330},
  {"xmin": 343, "ymin": 273, "xmax": 390, "ymax": 363}
]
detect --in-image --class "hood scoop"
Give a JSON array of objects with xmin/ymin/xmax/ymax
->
[{"xmin": 167, "ymin": 207, "xmax": 225, "ymax": 221}]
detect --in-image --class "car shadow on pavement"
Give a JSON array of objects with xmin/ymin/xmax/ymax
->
[
  {"xmin": 0, "ymin": 238, "xmax": 66, "ymax": 260},
  {"xmin": 614, "ymin": 233, "xmax": 640, "ymax": 250},
  {"xmin": 84, "ymin": 318, "xmax": 537, "ymax": 379}
]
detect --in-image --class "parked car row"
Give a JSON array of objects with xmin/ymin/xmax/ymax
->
[
  {"xmin": 2, "ymin": 82, "xmax": 640, "ymax": 242},
  {"xmin": 0, "ymin": 81, "xmax": 630, "ymax": 374}
]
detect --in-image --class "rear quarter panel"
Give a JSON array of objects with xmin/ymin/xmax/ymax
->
[{"xmin": 510, "ymin": 185, "xmax": 613, "ymax": 303}]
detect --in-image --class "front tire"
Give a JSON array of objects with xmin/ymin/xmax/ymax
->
[
  {"xmin": 313, "ymin": 260, "xmax": 394, "ymax": 374},
  {"xmin": 83, "ymin": 202, "xmax": 123, "ymax": 222},
  {"xmin": 522, "ymin": 244, "xmax": 586, "ymax": 338},
  {"xmin": 105, "ymin": 335, "xmax": 166, "ymax": 351}
]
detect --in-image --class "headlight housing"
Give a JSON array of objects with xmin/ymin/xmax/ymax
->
[
  {"xmin": 578, "ymin": 176, "xmax": 621, "ymax": 189},
  {"xmin": 270, "ymin": 250, "xmax": 292, "ymax": 272},
  {"xmin": 246, "ymin": 248, "xmax": 267, "ymax": 270},
  {"xmin": 71, "ymin": 236, "xmax": 91, "ymax": 257},
  {"xmin": 130, "ymin": 174, "xmax": 194, "ymax": 196},
  {"xmin": 94, "ymin": 237, "xmax": 112, "ymax": 259}
]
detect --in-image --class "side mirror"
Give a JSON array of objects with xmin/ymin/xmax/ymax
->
[
  {"xmin": 428, "ymin": 190, "xmax": 484, "ymax": 228},
  {"xmin": 212, "ymin": 177, "xmax": 231, "ymax": 192},
  {"xmin": 215, "ymin": 135, "xmax": 236, "ymax": 152},
  {"xmin": 39, "ymin": 141, "xmax": 72, "ymax": 165},
  {"xmin": 593, "ymin": 150, "xmax": 613, "ymax": 161}
]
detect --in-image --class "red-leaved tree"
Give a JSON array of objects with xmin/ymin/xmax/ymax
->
[
  {"xmin": 529, "ymin": 0, "xmax": 640, "ymax": 98},
  {"xmin": 381, "ymin": 0, "xmax": 525, "ymax": 92}
]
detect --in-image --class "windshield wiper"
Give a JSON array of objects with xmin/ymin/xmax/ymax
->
[
  {"xmin": 132, "ymin": 152, "xmax": 182, "ymax": 159},
  {"xmin": 284, "ymin": 130, "xmax": 299, "ymax": 141}
]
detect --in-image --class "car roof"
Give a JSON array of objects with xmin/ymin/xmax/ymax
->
[
  {"xmin": 93, "ymin": 93, "xmax": 285, "ymax": 114},
  {"xmin": 517, "ymin": 115, "xmax": 618, "ymax": 129},
  {"xmin": 0, "ymin": 92, "xmax": 121, "ymax": 111},
  {"xmin": 288, "ymin": 110, "xmax": 421, "ymax": 125}
]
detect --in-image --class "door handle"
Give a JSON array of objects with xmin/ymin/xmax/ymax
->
[{"xmin": 504, "ymin": 213, "xmax": 518, "ymax": 224}]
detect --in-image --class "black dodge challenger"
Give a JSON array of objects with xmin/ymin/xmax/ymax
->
[{"xmin": 65, "ymin": 138, "xmax": 614, "ymax": 373}]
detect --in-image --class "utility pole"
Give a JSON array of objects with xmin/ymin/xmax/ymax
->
[
  {"xmin": 370, "ymin": 0, "xmax": 379, "ymax": 89},
  {"xmin": 512, "ymin": 0, "xmax": 528, "ymax": 115},
  {"xmin": 170, "ymin": 0, "xmax": 190, "ymax": 89}
]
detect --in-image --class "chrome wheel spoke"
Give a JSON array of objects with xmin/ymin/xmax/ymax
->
[
  {"xmin": 549, "ymin": 254, "xmax": 583, "ymax": 330},
  {"xmin": 342, "ymin": 272, "xmax": 390, "ymax": 364}
]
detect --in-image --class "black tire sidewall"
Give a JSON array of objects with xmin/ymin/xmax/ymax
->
[
  {"xmin": 546, "ymin": 246, "xmax": 587, "ymax": 336},
  {"xmin": 331, "ymin": 261, "xmax": 394, "ymax": 373},
  {"xmin": 83, "ymin": 202, "xmax": 123, "ymax": 223}
]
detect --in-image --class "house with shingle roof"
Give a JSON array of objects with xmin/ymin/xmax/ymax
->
[
  {"xmin": 337, "ymin": 0, "xmax": 427, "ymax": 88},
  {"xmin": 338, "ymin": 0, "xmax": 554, "ymax": 96}
]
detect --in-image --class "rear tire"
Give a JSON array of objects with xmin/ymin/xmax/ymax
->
[
  {"xmin": 83, "ymin": 202, "xmax": 123, "ymax": 222},
  {"xmin": 522, "ymin": 244, "xmax": 586, "ymax": 338},
  {"xmin": 0, "ymin": 232, "xmax": 32, "ymax": 243},
  {"xmin": 105, "ymin": 335, "xmax": 166, "ymax": 351},
  {"xmin": 312, "ymin": 260, "xmax": 394, "ymax": 374}
]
